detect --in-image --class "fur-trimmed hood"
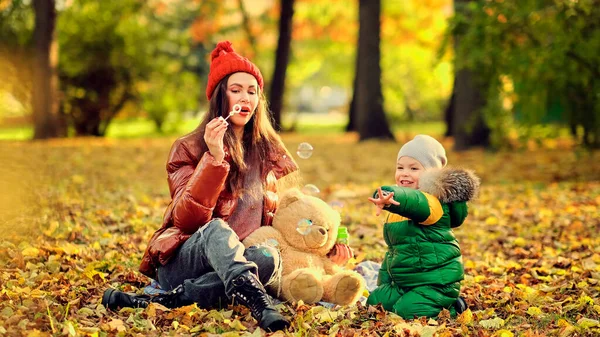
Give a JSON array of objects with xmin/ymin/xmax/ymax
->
[{"xmin": 419, "ymin": 167, "xmax": 480, "ymax": 203}]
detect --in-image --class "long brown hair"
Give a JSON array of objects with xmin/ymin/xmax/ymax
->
[{"xmin": 194, "ymin": 73, "xmax": 287, "ymax": 196}]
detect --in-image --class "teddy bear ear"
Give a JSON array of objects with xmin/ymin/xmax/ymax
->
[{"xmin": 279, "ymin": 188, "xmax": 303, "ymax": 209}]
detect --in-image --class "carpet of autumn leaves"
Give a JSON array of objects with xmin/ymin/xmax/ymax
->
[{"xmin": 0, "ymin": 133, "xmax": 599, "ymax": 337}]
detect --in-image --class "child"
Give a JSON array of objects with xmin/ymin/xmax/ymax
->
[{"xmin": 367, "ymin": 135, "xmax": 479, "ymax": 319}]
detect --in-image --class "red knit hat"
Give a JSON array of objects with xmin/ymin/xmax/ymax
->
[{"xmin": 205, "ymin": 41, "xmax": 264, "ymax": 100}]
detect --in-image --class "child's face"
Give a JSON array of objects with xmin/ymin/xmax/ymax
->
[{"xmin": 395, "ymin": 156, "xmax": 425, "ymax": 189}]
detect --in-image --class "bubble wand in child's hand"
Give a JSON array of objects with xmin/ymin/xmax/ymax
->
[{"xmin": 224, "ymin": 104, "xmax": 242, "ymax": 121}]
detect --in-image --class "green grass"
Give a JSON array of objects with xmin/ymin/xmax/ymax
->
[
  {"xmin": 0, "ymin": 125, "xmax": 33, "ymax": 140},
  {"xmin": 104, "ymin": 118, "xmax": 200, "ymax": 138},
  {"xmin": 0, "ymin": 114, "xmax": 446, "ymax": 140}
]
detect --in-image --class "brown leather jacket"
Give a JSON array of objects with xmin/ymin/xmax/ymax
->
[{"xmin": 139, "ymin": 130, "xmax": 298, "ymax": 279}]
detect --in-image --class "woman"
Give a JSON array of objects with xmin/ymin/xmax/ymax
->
[{"xmin": 102, "ymin": 41, "xmax": 353, "ymax": 332}]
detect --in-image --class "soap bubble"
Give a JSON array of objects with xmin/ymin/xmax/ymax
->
[
  {"xmin": 296, "ymin": 218, "xmax": 313, "ymax": 235},
  {"xmin": 302, "ymin": 184, "xmax": 320, "ymax": 196},
  {"xmin": 328, "ymin": 200, "xmax": 344, "ymax": 210},
  {"xmin": 266, "ymin": 239, "xmax": 279, "ymax": 248},
  {"xmin": 296, "ymin": 142, "xmax": 314, "ymax": 159},
  {"xmin": 261, "ymin": 249, "xmax": 272, "ymax": 257}
]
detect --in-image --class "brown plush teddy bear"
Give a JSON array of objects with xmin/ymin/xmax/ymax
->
[{"xmin": 242, "ymin": 188, "xmax": 365, "ymax": 306}]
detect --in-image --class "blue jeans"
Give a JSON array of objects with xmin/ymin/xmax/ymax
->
[{"xmin": 157, "ymin": 219, "xmax": 280, "ymax": 308}]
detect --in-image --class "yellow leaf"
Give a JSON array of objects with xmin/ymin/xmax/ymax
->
[
  {"xmin": 71, "ymin": 175, "xmax": 85, "ymax": 184},
  {"xmin": 315, "ymin": 308, "xmax": 341, "ymax": 323},
  {"xmin": 577, "ymin": 318, "xmax": 599, "ymax": 328},
  {"xmin": 503, "ymin": 286, "xmax": 512, "ymax": 293},
  {"xmin": 490, "ymin": 267, "xmax": 505, "ymax": 275},
  {"xmin": 474, "ymin": 275, "xmax": 486, "ymax": 283},
  {"xmin": 30, "ymin": 289, "xmax": 46, "ymax": 298},
  {"xmin": 59, "ymin": 243, "xmax": 81, "ymax": 256},
  {"xmin": 513, "ymin": 237, "xmax": 526, "ymax": 247},
  {"xmin": 457, "ymin": 309, "xmax": 473, "ymax": 325},
  {"xmin": 485, "ymin": 216, "xmax": 499, "ymax": 225},
  {"xmin": 494, "ymin": 330, "xmax": 514, "ymax": 337},
  {"xmin": 43, "ymin": 221, "xmax": 59, "ymax": 237},
  {"xmin": 577, "ymin": 281, "xmax": 589, "ymax": 289},
  {"xmin": 27, "ymin": 329, "xmax": 51, "ymax": 337},
  {"xmin": 108, "ymin": 319, "xmax": 126, "ymax": 332},
  {"xmin": 527, "ymin": 306, "xmax": 543, "ymax": 316},
  {"xmin": 227, "ymin": 319, "xmax": 247, "ymax": 330},
  {"xmin": 22, "ymin": 247, "xmax": 40, "ymax": 258},
  {"xmin": 65, "ymin": 321, "xmax": 76, "ymax": 336},
  {"xmin": 579, "ymin": 295, "xmax": 594, "ymax": 305},
  {"xmin": 146, "ymin": 303, "xmax": 157, "ymax": 318},
  {"xmin": 480, "ymin": 317, "xmax": 505, "ymax": 329}
]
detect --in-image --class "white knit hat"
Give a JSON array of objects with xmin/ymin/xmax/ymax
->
[{"xmin": 397, "ymin": 135, "xmax": 447, "ymax": 169}]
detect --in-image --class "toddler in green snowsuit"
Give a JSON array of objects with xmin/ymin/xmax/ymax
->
[{"xmin": 367, "ymin": 135, "xmax": 480, "ymax": 319}]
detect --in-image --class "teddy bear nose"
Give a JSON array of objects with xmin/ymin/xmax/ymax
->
[{"xmin": 318, "ymin": 228, "xmax": 327, "ymax": 235}]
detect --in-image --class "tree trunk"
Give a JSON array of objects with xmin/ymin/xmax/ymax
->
[
  {"xmin": 444, "ymin": 78, "xmax": 456, "ymax": 137},
  {"xmin": 346, "ymin": 31, "xmax": 360, "ymax": 132},
  {"xmin": 346, "ymin": 71, "xmax": 357, "ymax": 132},
  {"xmin": 356, "ymin": 0, "xmax": 394, "ymax": 141},
  {"xmin": 451, "ymin": 0, "xmax": 489, "ymax": 150},
  {"xmin": 32, "ymin": 0, "xmax": 63, "ymax": 139},
  {"xmin": 269, "ymin": 0, "xmax": 294, "ymax": 132},
  {"xmin": 452, "ymin": 68, "xmax": 490, "ymax": 150}
]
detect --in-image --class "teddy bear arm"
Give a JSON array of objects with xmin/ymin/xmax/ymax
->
[
  {"xmin": 242, "ymin": 226, "xmax": 286, "ymax": 248},
  {"xmin": 322, "ymin": 257, "xmax": 342, "ymax": 275}
]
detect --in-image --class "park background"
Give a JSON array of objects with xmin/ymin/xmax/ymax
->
[{"xmin": 0, "ymin": 0, "xmax": 599, "ymax": 336}]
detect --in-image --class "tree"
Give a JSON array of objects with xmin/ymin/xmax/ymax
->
[
  {"xmin": 0, "ymin": 0, "xmax": 34, "ymax": 121},
  {"xmin": 346, "ymin": 23, "xmax": 360, "ymax": 133},
  {"xmin": 31, "ymin": 0, "xmax": 63, "ymax": 138},
  {"xmin": 269, "ymin": 0, "xmax": 294, "ymax": 131},
  {"xmin": 443, "ymin": 79, "xmax": 455, "ymax": 137},
  {"xmin": 451, "ymin": 0, "xmax": 600, "ymax": 148},
  {"xmin": 58, "ymin": 0, "xmax": 202, "ymax": 136},
  {"xmin": 355, "ymin": 0, "xmax": 393, "ymax": 141},
  {"xmin": 450, "ymin": 0, "xmax": 490, "ymax": 150}
]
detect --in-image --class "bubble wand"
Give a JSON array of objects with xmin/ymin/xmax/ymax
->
[{"xmin": 224, "ymin": 104, "xmax": 242, "ymax": 121}]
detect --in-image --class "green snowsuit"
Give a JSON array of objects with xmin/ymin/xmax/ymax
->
[{"xmin": 366, "ymin": 168, "xmax": 479, "ymax": 319}]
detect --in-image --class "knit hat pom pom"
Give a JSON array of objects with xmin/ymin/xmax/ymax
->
[{"xmin": 211, "ymin": 41, "xmax": 234, "ymax": 61}]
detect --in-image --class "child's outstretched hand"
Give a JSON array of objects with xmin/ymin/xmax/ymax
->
[{"xmin": 368, "ymin": 187, "xmax": 400, "ymax": 216}]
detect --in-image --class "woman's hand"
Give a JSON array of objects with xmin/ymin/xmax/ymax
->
[
  {"xmin": 368, "ymin": 187, "xmax": 400, "ymax": 216},
  {"xmin": 328, "ymin": 243, "xmax": 354, "ymax": 266},
  {"xmin": 204, "ymin": 117, "xmax": 228, "ymax": 163}
]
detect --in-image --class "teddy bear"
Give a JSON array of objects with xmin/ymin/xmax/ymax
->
[{"xmin": 242, "ymin": 188, "xmax": 365, "ymax": 306}]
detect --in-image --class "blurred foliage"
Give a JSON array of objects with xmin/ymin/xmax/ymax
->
[
  {"xmin": 1, "ymin": 0, "xmax": 454, "ymax": 134},
  {"xmin": 0, "ymin": 0, "xmax": 34, "ymax": 117},
  {"xmin": 449, "ymin": 0, "xmax": 600, "ymax": 148},
  {"xmin": 58, "ymin": 0, "xmax": 204, "ymax": 135},
  {"xmin": 381, "ymin": 0, "xmax": 453, "ymax": 124},
  {"xmin": 0, "ymin": 135, "xmax": 599, "ymax": 335},
  {"xmin": 288, "ymin": 0, "xmax": 453, "ymax": 122}
]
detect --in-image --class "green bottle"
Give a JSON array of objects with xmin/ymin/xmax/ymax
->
[{"xmin": 337, "ymin": 226, "xmax": 349, "ymax": 245}]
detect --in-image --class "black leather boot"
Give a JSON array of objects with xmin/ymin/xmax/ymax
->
[
  {"xmin": 149, "ymin": 285, "xmax": 194, "ymax": 308},
  {"xmin": 454, "ymin": 296, "xmax": 468, "ymax": 314},
  {"xmin": 102, "ymin": 285, "xmax": 193, "ymax": 311},
  {"xmin": 230, "ymin": 273, "xmax": 290, "ymax": 332},
  {"xmin": 102, "ymin": 289, "xmax": 151, "ymax": 310}
]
